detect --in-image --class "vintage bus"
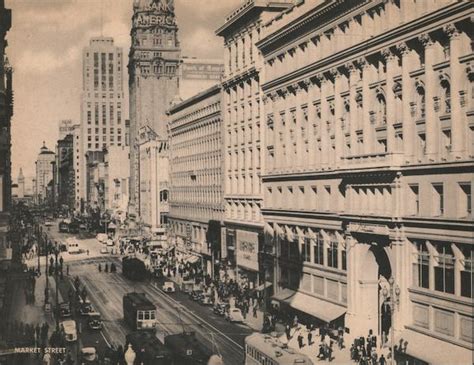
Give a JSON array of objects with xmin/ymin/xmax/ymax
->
[
  {"xmin": 244, "ymin": 333, "xmax": 314, "ymax": 365},
  {"xmin": 123, "ymin": 292, "xmax": 156, "ymax": 331}
]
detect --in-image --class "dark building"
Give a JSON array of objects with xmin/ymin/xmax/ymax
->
[
  {"xmin": 0, "ymin": 0, "xmax": 12, "ymax": 262},
  {"xmin": 128, "ymin": 0, "xmax": 181, "ymax": 216},
  {"xmin": 56, "ymin": 134, "xmax": 74, "ymax": 212}
]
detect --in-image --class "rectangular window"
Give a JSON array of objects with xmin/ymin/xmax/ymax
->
[
  {"xmin": 458, "ymin": 183, "xmax": 472, "ymax": 217},
  {"xmin": 301, "ymin": 237, "xmax": 311, "ymax": 262},
  {"xmin": 325, "ymin": 185, "xmax": 331, "ymax": 211},
  {"xmin": 413, "ymin": 241, "xmax": 430, "ymax": 289},
  {"xmin": 327, "ymin": 240, "xmax": 338, "ymax": 269},
  {"xmin": 341, "ymin": 249, "xmax": 347, "ymax": 271},
  {"xmin": 432, "ymin": 183, "xmax": 444, "ymax": 216},
  {"xmin": 408, "ymin": 184, "xmax": 420, "ymax": 215},
  {"xmin": 434, "ymin": 243, "xmax": 455, "ymax": 294},
  {"xmin": 313, "ymin": 236, "xmax": 324, "ymax": 265}
]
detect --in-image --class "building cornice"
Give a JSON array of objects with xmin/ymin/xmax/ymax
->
[
  {"xmin": 167, "ymin": 84, "xmax": 221, "ymax": 115},
  {"xmin": 261, "ymin": 1, "xmax": 472, "ymax": 93}
]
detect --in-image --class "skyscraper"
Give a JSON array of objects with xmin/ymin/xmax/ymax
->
[
  {"xmin": 128, "ymin": 0, "xmax": 180, "ymax": 216},
  {"xmin": 75, "ymin": 37, "xmax": 124, "ymax": 211}
]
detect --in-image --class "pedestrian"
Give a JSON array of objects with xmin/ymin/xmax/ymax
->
[
  {"xmin": 297, "ymin": 333, "xmax": 304, "ymax": 349},
  {"xmin": 66, "ymin": 265, "xmax": 69, "ymax": 276},
  {"xmin": 285, "ymin": 324, "xmax": 291, "ymax": 341},
  {"xmin": 87, "ymin": 249, "xmax": 89, "ymax": 256},
  {"xmin": 307, "ymin": 330, "xmax": 313, "ymax": 346},
  {"xmin": 293, "ymin": 314, "xmax": 298, "ymax": 328},
  {"xmin": 253, "ymin": 305, "xmax": 257, "ymax": 318},
  {"xmin": 379, "ymin": 354, "xmax": 386, "ymax": 365}
]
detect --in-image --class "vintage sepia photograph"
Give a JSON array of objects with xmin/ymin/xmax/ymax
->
[{"xmin": 0, "ymin": 0, "xmax": 472, "ymax": 364}]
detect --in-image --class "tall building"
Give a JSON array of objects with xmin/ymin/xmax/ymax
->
[
  {"xmin": 216, "ymin": 1, "xmax": 292, "ymax": 288},
  {"xmin": 138, "ymin": 126, "xmax": 169, "ymax": 230},
  {"xmin": 58, "ymin": 119, "xmax": 76, "ymax": 140},
  {"xmin": 35, "ymin": 142, "xmax": 55, "ymax": 204},
  {"xmin": 104, "ymin": 145, "xmax": 129, "ymax": 220},
  {"xmin": 56, "ymin": 134, "xmax": 74, "ymax": 211},
  {"xmin": 75, "ymin": 37, "xmax": 124, "ymax": 211},
  {"xmin": 128, "ymin": 0, "xmax": 180, "ymax": 216},
  {"xmin": 255, "ymin": 0, "xmax": 473, "ymax": 363},
  {"xmin": 16, "ymin": 168, "xmax": 24, "ymax": 199},
  {"xmin": 168, "ymin": 85, "xmax": 224, "ymax": 275}
]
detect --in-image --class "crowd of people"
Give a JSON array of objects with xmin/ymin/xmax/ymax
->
[{"xmin": 0, "ymin": 320, "xmax": 49, "ymax": 348}]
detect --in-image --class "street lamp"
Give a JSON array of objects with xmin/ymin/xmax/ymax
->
[{"xmin": 382, "ymin": 276, "xmax": 401, "ymax": 365}]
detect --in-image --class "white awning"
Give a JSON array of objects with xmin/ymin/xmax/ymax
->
[
  {"xmin": 394, "ymin": 329, "xmax": 473, "ymax": 365},
  {"xmin": 272, "ymin": 289, "xmax": 346, "ymax": 323}
]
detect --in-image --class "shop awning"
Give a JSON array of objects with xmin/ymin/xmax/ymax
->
[
  {"xmin": 394, "ymin": 329, "xmax": 473, "ymax": 365},
  {"xmin": 255, "ymin": 282, "xmax": 273, "ymax": 291},
  {"xmin": 288, "ymin": 292, "xmax": 346, "ymax": 323},
  {"xmin": 272, "ymin": 289, "xmax": 346, "ymax": 323}
]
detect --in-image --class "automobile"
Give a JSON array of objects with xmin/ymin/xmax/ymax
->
[
  {"xmin": 100, "ymin": 247, "xmax": 108, "ymax": 254},
  {"xmin": 59, "ymin": 302, "xmax": 71, "ymax": 318},
  {"xmin": 60, "ymin": 320, "xmax": 77, "ymax": 342},
  {"xmin": 190, "ymin": 290, "xmax": 204, "ymax": 302},
  {"xmin": 96, "ymin": 233, "xmax": 108, "ymax": 243},
  {"xmin": 66, "ymin": 238, "xmax": 81, "ymax": 254},
  {"xmin": 199, "ymin": 294, "xmax": 213, "ymax": 306},
  {"xmin": 226, "ymin": 307, "xmax": 244, "ymax": 323},
  {"xmin": 106, "ymin": 239, "xmax": 115, "ymax": 247},
  {"xmin": 213, "ymin": 303, "xmax": 227, "ymax": 316},
  {"xmin": 162, "ymin": 281, "xmax": 175, "ymax": 293},
  {"xmin": 79, "ymin": 300, "xmax": 94, "ymax": 316},
  {"xmin": 44, "ymin": 221, "xmax": 53, "ymax": 227},
  {"xmin": 80, "ymin": 347, "xmax": 97, "ymax": 362},
  {"xmin": 87, "ymin": 312, "xmax": 102, "ymax": 330}
]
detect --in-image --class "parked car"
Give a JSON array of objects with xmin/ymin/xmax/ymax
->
[
  {"xmin": 80, "ymin": 347, "xmax": 97, "ymax": 362},
  {"xmin": 199, "ymin": 294, "xmax": 213, "ymax": 306},
  {"xmin": 226, "ymin": 308, "xmax": 244, "ymax": 323},
  {"xmin": 59, "ymin": 302, "xmax": 71, "ymax": 318},
  {"xmin": 87, "ymin": 312, "xmax": 102, "ymax": 330},
  {"xmin": 162, "ymin": 281, "xmax": 175, "ymax": 293},
  {"xmin": 60, "ymin": 320, "xmax": 77, "ymax": 342},
  {"xmin": 79, "ymin": 300, "xmax": 94, "ymax": 316},
  {"xmin": 213, "ymin": 303, "xmax": 227, "ymax": 316},
  {"xmin": 189, "ymin": 290, "xmax": 203, "ymax": 301},
  {"xmin": 96, "ymin": 233, "xmax": 108, "ymax": 243},
  {"xmin": 44, "ymin": 221, "xmax": 53, "ymax": 227},
  {"xmin": 100, "ymin": 247, "xmax": 108, "ymax": 254}
]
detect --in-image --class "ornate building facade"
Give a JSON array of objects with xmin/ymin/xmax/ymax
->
[
  {"xmin": 56, "ymin": 134, "xmax": 74, "ymax": 212},
  {"xmin": 128, "ymin": 0, "xmax": 180, "ymax": 217},
  {"xmin": 35, "ymin": 143, "xmax": 55, "ymax": 205},
  {"xmin": 256, "ymin": 0, "xmax": 473, "ymax": 363},
  {"xmin": 168, "ymin": 85, "xmax": 223, "ymax": 275},
  {"xmin": 216, "ymin": 1, "xmax": 293, "ymax": 288}
]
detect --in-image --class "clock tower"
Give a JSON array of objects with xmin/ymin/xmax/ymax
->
[{"xmin": 128, "ymin": 0, "xmax": 180, "ymax": 215}]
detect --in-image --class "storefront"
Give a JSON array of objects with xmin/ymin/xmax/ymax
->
[{"xmin": 235, "ymin": 229, "xmax": 260, "ymax": 289}]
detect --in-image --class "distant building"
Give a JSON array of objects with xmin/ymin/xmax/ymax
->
[
  {"xmin": 104, "ymin": 145, "xmax": 129, "ymax": 221},
  {"xmin": 128, "ymin": 0, "xmax": 180, "ymax": 216},
  {"xmin": 168, "ymin": 85, "xmax": 224, "ymax": 275},
  {"xmin": 17, "ymin": 167, "xmax": 25, "ymax": 198},
  {"xmin": 58, "ymin": 119, "xmax": 76, "ymax": 139},
  {"xmin": 56, "ymin": 134, "xmax": 74, "ymax": 212},
  {"xmin": 76, "ymin": 37, "xmax": 125, "ymax": 211},
  {"xmin": 35, "ymin": 142, "xmax": 55, "ymax": 204},
  {"xmin": 85, "ymin": 150, "xmax": 105, "ymax": 212},
  {"xmin": 138, "ymin": 126, "xmax": 169, "ymax": 230}
]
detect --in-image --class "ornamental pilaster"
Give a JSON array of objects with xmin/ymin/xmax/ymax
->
[
  {"xmin": 444, "ymin": 23, "xmax": 465, "ymax": 158},
  {"xmin": 332, "ymin": 69, "xmax": 344, "ymax": 167},
  {"xmin": 419, "ymin": 33, "xmax": 438, "ymax": 160},
  {"xmin": 382, "ymin": 48, "xmax": 398, "ymax": 154}
]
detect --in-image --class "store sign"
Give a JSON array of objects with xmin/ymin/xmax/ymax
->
[
  {"xmin": 134, "ymin": 13, "xmax": 176, "ymax": 27},
  {"xmin": 348, "ymin": 222, "xmax": 389, "ymax": 236},
  {"xmin": 236, "ymin": 230, "xmax": 259, "ymax": 271},
  {"xmin": 182, "ymin": 63, "xmax": 223, "ymax": 80}
]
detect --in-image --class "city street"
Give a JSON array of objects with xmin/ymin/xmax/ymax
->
[{"xmin": 42, "ymin": 222, "xmax": 252, "ymax": 364}]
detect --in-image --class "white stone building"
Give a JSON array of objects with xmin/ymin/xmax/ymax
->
[{"xmin": 255, "ymin": 0, "xmax": 473, "ymax": 363}]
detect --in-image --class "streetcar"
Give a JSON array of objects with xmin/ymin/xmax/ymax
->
[
  {"xmin": 123, "ymin": 292, "xmax": 157, "ymax": 331},
  {"xmin": 164, "ymin": 331, "xmax": 213, "ymax": 365},
  {"xmin": 126, "ymin": 331, "xmax": 172, "ymax": 365},
  {"xmin": 122, "ymin": 256, "xmax": 148, "ymax": 281},
  {"xmin": 244, "ymin": 333, "xmax": 314, "ymax": 365},
  {"xmin": 58, "ymin": 219, "xmax": 70, "ymax": 233}
]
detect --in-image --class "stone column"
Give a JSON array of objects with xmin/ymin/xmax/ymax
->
[
  {"xmin": 295, "ymin": 85, "xmax": 305, "ymax": 168},
  {"xmin": 382, "ymin": 49, "xmax": 398, "ymax": 154},
  {"xmin": 274, "ymin": 93, "xmax": 283, "ymax": 171},
  {"xmin": 397, "ymin": 42, "xmax": 415, "ymax": 162},
  {"xmin": 348, "ymin": 64, "xmax": 359, "ymax": 156},
  {"xmin": 306, "ymin": 80, "xmax": 317, "ymax": 169},
  {"xmin": 359, "ymin": 58, "xmax": 373, "ymax": 155},
  {"xmin": 332, "ymin": 69, "xmax": 344, "ymax": 168},
  {"xmin": 319, "ymin": 77, "xmax": 329, "ymax": 168},
  {"xmin": 444, "ymin": 24, "xmax": 464, "ymax": 158},
  {"xmin": 419, "ymin": 33, "xmax": 438, "ymax": 161}
]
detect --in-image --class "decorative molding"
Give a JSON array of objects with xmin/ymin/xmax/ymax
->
[
  {"xmin": 419, "ymin": 33, "xmax": 435, "ymax": 48},
  {"xmin": 443, "ymin": 23, "xmax": 461, "ymax": 39}
]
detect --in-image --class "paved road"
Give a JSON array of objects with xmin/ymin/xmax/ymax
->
[{"xmin": 44, "ymin": 223, "xmax": 252, "ymax": 364}]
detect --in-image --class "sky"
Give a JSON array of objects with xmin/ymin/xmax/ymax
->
[{"xmin": 5, "ymin": 0, "xmax": 241, "ymax": 179}]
